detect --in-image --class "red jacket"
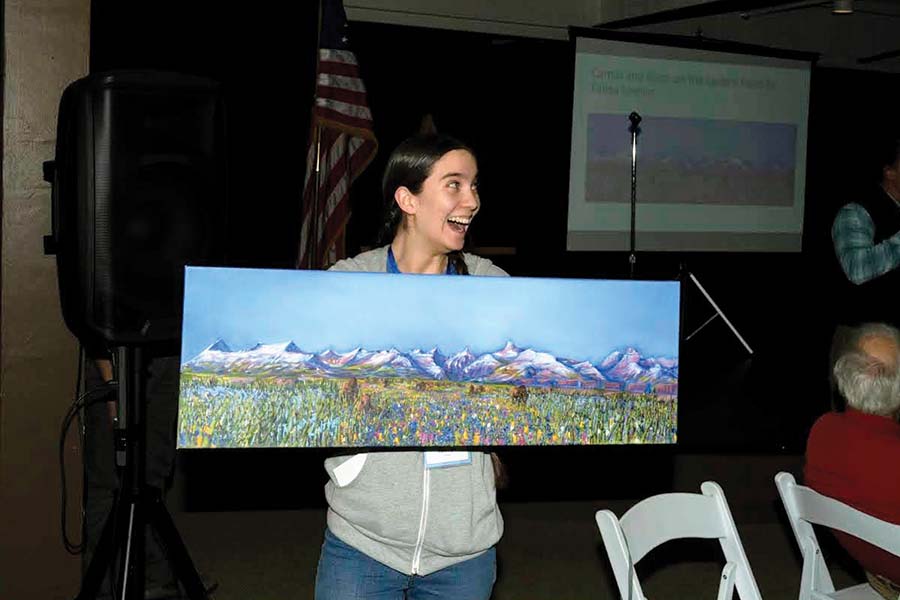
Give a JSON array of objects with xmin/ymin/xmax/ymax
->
[{"xmin": 804, "ymin": 408, "xmax": 900, "ymax": 583}]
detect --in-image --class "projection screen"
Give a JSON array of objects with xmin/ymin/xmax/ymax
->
[{"xmin": 568, "ymin": 32, "xmax": 814, "ymax": 252}]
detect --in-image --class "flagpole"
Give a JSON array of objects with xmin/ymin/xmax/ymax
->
[
  {"xmin": 300, "ymin": 0, "xmax": 378, "ymax": 269},
  {"xmin": 312, "ymin": 124, "xmax": 323, "ymax": 268},
  {"xmin": 309, "ymin": 0, "xmax": 325, "ymax": 269},
  {"xmin": 314, "ymin": 0, "xmax": 324, "ymax": 62}
]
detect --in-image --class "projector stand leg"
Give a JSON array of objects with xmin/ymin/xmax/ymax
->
[{"xmin": 684, "ymin": 271, "xmax": 753, "ymax": 355}]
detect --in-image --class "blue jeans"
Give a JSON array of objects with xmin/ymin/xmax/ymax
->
[{"xmin": 315, "ymin": 528, "xmax": 497, "ymax": 600}]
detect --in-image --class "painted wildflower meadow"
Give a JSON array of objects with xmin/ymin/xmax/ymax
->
[{"xmin": 177, "ymin": 268, "xmax": 680, "ymax": 449}]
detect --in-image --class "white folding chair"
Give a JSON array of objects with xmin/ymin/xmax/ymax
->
[
  {"xmin": 596, "ymin": 481, "xmax": 763, "ymax": 600},
  {"xmin": 775, "ymin": 471, "xmax": 900, "ymax": 600}
]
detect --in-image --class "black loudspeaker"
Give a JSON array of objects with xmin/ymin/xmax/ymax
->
[{"xmin": 46, "ymin": 70, "xmax": 227, "ymax": 345}]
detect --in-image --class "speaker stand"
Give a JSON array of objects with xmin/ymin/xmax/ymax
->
[{"xmin": 76, "ymin": 346, "xmax": 209, "ymax": 600}]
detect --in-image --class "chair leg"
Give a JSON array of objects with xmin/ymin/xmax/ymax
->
[{"xmin": 717, "ymin": 562, "xmax": 737, "ymax": 600}]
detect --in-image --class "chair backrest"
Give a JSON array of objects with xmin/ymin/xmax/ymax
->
[
  {"xmin": 775, "ymin": 471, "xmax": 900, "ymax": 600},
  {"xmin": 596, "ymin": 481, "xmax": 763, "ymax": 600}
]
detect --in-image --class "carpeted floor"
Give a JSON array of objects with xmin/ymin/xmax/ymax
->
[{"xmin": 173, "ymin": 505, "xmax": 863, "ymax": 600}]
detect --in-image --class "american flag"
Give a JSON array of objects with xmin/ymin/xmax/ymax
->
[{"xmin": 297, "ymin": 0, "xmax": 377, "ymax": 269}]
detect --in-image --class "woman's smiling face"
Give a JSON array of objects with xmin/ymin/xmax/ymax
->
[{"xmin": 404, "ymin": 149, "xmax": 480, "ymax": 253}]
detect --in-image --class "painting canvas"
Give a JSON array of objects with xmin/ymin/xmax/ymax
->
[{"xmin": 177, "ymin": 267, "xmax": 680, "ymax": 449}]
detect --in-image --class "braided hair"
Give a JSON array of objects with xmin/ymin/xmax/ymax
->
[{"xmin": 379, "ymin": 134, "xmax": 476, "ymax": 275}]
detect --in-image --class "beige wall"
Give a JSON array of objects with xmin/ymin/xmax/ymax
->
[{"xmin": 1, "ymin": 0, "xmax": 90, "ymax": 597}]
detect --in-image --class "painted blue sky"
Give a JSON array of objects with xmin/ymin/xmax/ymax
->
[{"xmin": 180, "ymin": 267, "xmax": 680, "ymax": 366}]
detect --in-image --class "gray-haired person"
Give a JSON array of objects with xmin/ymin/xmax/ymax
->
[{"xmin": 805, "ymin": 323, "xmax": 900, "ymax": 600}]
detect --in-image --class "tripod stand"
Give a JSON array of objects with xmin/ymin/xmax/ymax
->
[
  {"xmin": 77, "ymin": 346, "xmax": 209, "ymax": 600},
  {"xmin": 682, "ymin": 270, "xmax": 753, "ymax": 354},
  {"xmin": 624, "ymin": 111, "xmax": 752, "ymax": 355}
]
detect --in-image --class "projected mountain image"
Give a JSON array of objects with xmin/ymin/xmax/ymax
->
[
  {"xmin": 176, "ymin": 268, "xmax": 680, "ymax": 449},
  {"xmin": 586, "ymin": 114, "xmax": 796, "ymax": 206}
]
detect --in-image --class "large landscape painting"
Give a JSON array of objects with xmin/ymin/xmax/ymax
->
[{"xmin": 177, "ymin": 267, "xmax": 680, "ymax": 449}]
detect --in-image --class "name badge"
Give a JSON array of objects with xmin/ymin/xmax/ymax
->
[{"xmin": 424, "ymin": 451, "xmax": 471, "ymax": 469}]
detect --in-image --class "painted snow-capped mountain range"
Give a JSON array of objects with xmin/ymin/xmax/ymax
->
[{"xmin": 183, "ymin": 340, "xmax": 678, "ymax": 390}]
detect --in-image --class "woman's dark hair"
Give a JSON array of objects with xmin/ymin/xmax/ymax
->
[
  {"xmin": 379, "ymin": 133, "xmax": 507, "ymax": 487},
  {"xmin": 378, "ymin": 133, "xmax": 476, "ymax": 275}
]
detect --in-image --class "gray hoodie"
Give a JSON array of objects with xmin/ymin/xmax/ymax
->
[{"xmin": 324, "ymin": 245, "xmax": 505, "ymax": 575}]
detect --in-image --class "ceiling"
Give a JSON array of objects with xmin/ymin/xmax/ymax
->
[
  {"xmin": 600, "ymin": 0, "xmax": 900, "ymax": 72},
  {"xmin": 347, "ymin": 0, "xmax": 900, "ymax": 72}
]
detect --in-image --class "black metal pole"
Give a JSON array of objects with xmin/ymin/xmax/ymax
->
[
  {"xmin": 76, "ymin": 345, "xmax": 211, "ymax": 600},
  {"xmin": 118, "ymin": 346, "xmax": 145, "ymax": 600},
  {"xmin": 628, "ymin": 111, "xmax": 641, "ymax": 278}
]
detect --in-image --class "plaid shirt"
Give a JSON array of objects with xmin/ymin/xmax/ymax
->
[{"xmin": 832, "ymin": 200, "xmax": 900, "ymax": 285}]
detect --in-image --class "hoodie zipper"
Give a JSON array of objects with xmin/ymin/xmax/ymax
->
[{"xmin": 411, "ymin": 462, "xmax": 431, "ymax": 574}]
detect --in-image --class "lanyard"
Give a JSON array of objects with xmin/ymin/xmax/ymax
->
[{"xmin": 387, "ymin": 247, "xmax": 457, "ymax": 275}]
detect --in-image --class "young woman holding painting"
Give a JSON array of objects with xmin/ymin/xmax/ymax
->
[{"xmin": 314, "ymin": 134, "xmax": 506, "ymax": 600}]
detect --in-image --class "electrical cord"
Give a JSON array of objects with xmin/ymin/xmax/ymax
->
[
  {"xmin": 59, "ymin": 346, "xmax": 118, "ymax": 555},
  {"xmin": 60, "ymin": 383, "xmax": 117, "ymax": 554},
  {"xmin": 61, "ymin": 346, "xmax": 86, "ymax": 555},
  {"xmin": 61, "ymin": 348, "xmax": 133, "ymax": 597}
]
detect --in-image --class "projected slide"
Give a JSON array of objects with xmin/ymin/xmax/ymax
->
[
  {"xmin": 177, "ymin": 267, "xmax": 680, "ymax": 449},
  {"xmin": 587, "ymin": 114, "xmax": 796, "ymax": 206},
  {"xmin": 568, "ymin": 35, "xmax": 812, "ymax": 252}
]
